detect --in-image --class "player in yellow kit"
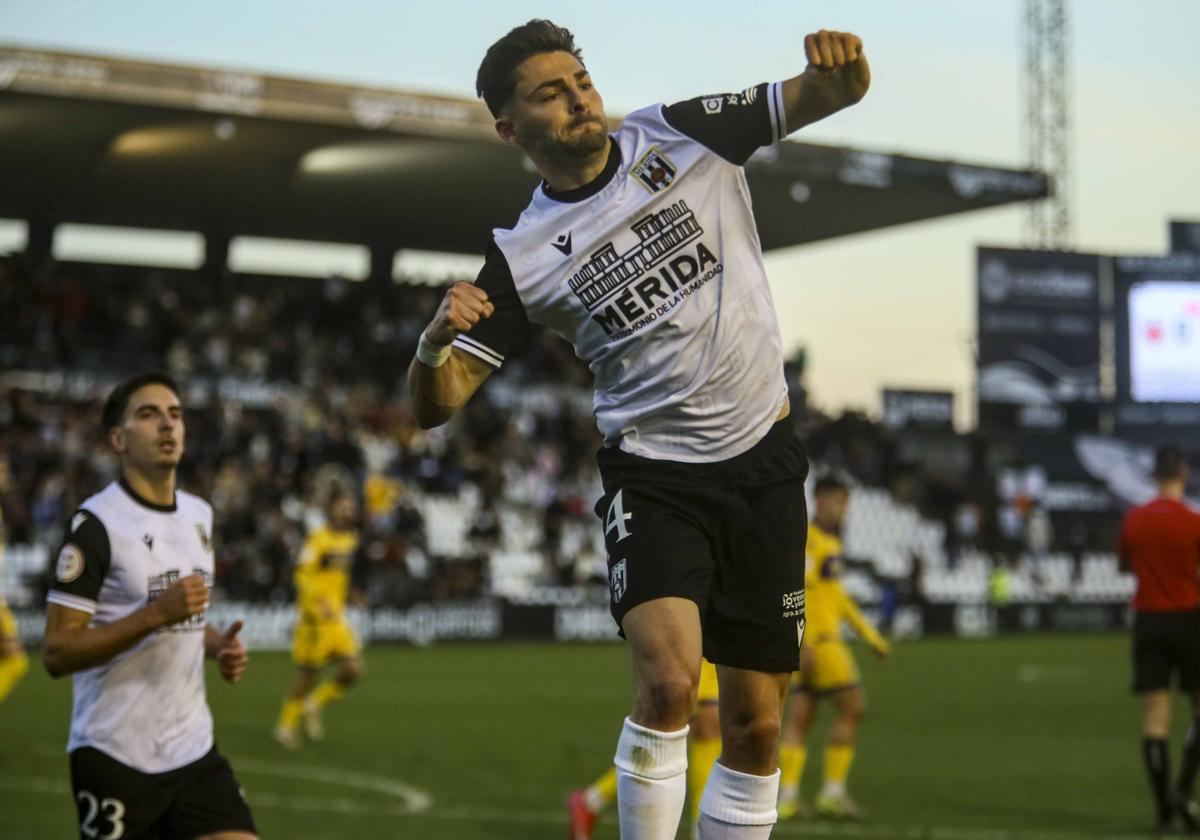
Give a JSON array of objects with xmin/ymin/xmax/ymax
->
[
  {"xmin": 275, "ymin": 492, "xmax": 365, "ymax": 749},
  {"xmin": 569, "ymin": 660, "xmax": 723, "ymax": 840},
  {"xmin": 778, "ymin": 475, "xmax": 889, "ymax": 821},
  {"xmin": 0, "ymin": 456, "xmax": 30, "ymax": 704}
]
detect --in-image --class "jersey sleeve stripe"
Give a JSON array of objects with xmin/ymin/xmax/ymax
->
[
  {"xmin": 769, "ymin": 81, "xmax": 786, "ymax": 141},
  {"xmin": 452, "ymin": 335, "xmax": 504, "ymax": 368},
  {"xmin": 46, "ymin": 591, "xmax": 98, "ymax": 615}
]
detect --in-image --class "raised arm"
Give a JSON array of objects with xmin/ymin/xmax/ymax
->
[
  {"xmin": 407, "ymin": 305, "xmax": 497, "ymax": 430},
  {"xmin": 781, "ymin": 30, "xmax": 870, "ymax": 134},
  {"xmin": 407, "ymin": 242, "xmax": 530, "ymax": 429}
]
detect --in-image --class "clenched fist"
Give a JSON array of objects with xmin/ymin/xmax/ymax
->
[
  {"xmin": 803, "ymin": 30, "xmax": 870, "ymax": 104},
  {"xmin": 426, "ymin": 282, "xmax": 495, "ymax": 346},
  {"xmin": 152, "ymin": 573, "xmax": 208, "ymax": 626}
]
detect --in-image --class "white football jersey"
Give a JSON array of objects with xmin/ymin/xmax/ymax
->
[
  {"xmin": 453, "ymin": 82, "xmax": 789, "ymax": 463},
  {"xmin": 47, "ymin": 480, "xmax": 216, "ymax": 773}
]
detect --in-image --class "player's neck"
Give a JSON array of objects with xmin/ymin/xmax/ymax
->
[
  {"xmin": 122, "ymin": 466, "xmax": 177, "ymax": 508},
  {"xmin": 1157, "ymin": 480, "xmax": 1185, "ymax": 501},
  {"xmin": 536, "ymin": 139, "xmax": 612, "ymax": 193}
]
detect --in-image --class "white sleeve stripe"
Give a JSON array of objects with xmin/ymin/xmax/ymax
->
[
  {"xmin": 46, "ymin": 591, "xmax": 97, "ymax": 615},
  {"xmin": 451, "ymin": 335, "xmax": 504, "ymax": 367},
  {"xmin": 771, "ymin": 81, "xmax": 786, "ymax": 140}
]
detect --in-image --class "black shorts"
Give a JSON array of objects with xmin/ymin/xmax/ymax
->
[
  {"xmin": 69, "ymin": 744, "xmax": 256, "ymax": 840},
  {"xmin": 1132, "ymin": 609, "xmax": 1200, "ymax": 693},
  {"xmin": 595, "ymin": 419, "xmax": 809, "ymax": 673}
]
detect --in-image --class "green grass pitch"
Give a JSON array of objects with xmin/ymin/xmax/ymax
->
[{"xmin": 0, "ymin": 633, "xmax": 1183, "ymax": 838}]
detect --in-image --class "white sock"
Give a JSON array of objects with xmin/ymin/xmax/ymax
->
[
  {"xmin": 698, "ymin": 761, "xmax": 780, "ymax": 839},
  {"xmin": 821, "ymin": 780, "xmax": 846, "ymax": 797},
  {"xmin": 583, "ymin": 786, "xmax": 608, "ymax": 813},
  {"xmin": 613, "ymin": 716, "xmax": 689, "ymax": 840}
]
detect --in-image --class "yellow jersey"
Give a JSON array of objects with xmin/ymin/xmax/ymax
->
[
  {"xmin": 294, "ymin": 526, "xmax": 358, "ymax": 623},
  {"xmin": 804, "ymin": 522, "xmax": 888, "ymax": 653}
]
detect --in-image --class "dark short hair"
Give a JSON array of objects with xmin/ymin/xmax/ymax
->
[
  {"xmin": 102, "ymin": 372, "xmax": 181, "ymax": 432},
  {"xmin": 1153, "ymin": 445, "xmax": 1189, "ymax": 481},
  {"xmin": 476, "ymin": 19, "xmax": 584, "ymax": 118},
  {"xmin": 814, "ymin": 474, "xmax": 850, "ymax": 497}
]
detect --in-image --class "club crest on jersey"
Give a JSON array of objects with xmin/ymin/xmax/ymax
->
[
  {"xmin": 631, "ymin": 146, "xmax": 677, "ymax": 193},
  {"xmin": 610, "ymin": 558, "xmax": 627, "ymax": 603},
  {"xmin": 56, "ymin": 544, "xmax": 85, "ymax": 583}
]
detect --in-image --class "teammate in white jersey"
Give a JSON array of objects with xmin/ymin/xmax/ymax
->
[
  {"xmin": 42, "ymin": 373, "xmax": 257, "ymax": 840},
  {"xmin": 408, "ymin": 20, "xmax": 869, "ymax": 840}
]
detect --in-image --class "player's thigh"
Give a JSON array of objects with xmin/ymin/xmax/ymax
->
[
  {"xmin": 69, "ymin": 747, "xmax": 164, "ymax": 840},
  {"xmin": 161, "ymin": 748, "xmax": 256, "ymax": 839},
  {"xmin": 832, "ymin": 683, "xmax": 867, "ymax": 720},
  {"xmin": 623, "ymin": 596, "xmax": 704, "ymax": 693},
  {"xmin": 705, "ymin": 462, "xmax": 808, "ymax": 672},
  {"xmin": 784, "ymin": 684, "xmax": 817, "ymax": 738}
]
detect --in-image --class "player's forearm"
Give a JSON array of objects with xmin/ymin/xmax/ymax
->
[
  {"xmin": 407, "ymin": 353, "xmax": 472, "ymax": 429},
  {"xmin": 780, "ymin": 74, "xmax": 864, "ymax": 132},
  {"xmin": 43, "ymin": 604, "xmax": 165, "ymax": 677}
]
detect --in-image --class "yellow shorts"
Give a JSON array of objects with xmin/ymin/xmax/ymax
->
[
  {"xmin": 0, "ymin": 603, "xmax": 17, "ymax": 641},
  {"xmin": 697, "ymin": 659, "xmax": 719, "ymax": 705},
  {"xmin": 291, "ymin": 619, "xmax": 359, "ymax": 668},
  {"xmin": 793, "ymin": 640, "xmax": 860, "ymax": 694}
]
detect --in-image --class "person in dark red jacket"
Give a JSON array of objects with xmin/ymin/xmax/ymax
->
[{"xmin": 1119, "ymin": 445, "xmax": 1200, "ymax": 833}]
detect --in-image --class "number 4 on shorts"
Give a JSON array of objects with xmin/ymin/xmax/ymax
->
[{"xmin": 604, "ymin": 489, "xmax": 633, "ymax": 542}]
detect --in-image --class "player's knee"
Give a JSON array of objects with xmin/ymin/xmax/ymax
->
[
  {"xmin": 636, "ymin": 675, "xmax": 697, "ymax": 728},
  {"xmin": 722, "ymin": 712, "xmax": 781, "ymax": 759},
  {"xmin": 339, "ymin": 658, "xmax": 363, "ymax": 685}
]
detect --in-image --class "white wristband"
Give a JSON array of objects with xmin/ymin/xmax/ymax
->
[{"xmin": 416, "ymin": 329, "xmax": 452, "ymax": 368}]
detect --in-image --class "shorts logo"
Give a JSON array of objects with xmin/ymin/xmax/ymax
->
[
  {"xmin": 631, "ymin": 146, "xmax": 677, "ymax": 194},
  {"xmin": 610, "ymin": 558, "xmax": 628, "ymax": 604},
  {"xmin": 604, "ymin": 489, "xmax": 633, "ymax": 542},
  {"xmin": 701, "ymin": 96, "xmax": 723, "ymax": 115},
  {"xmin": 782, "ymin": 589, "xmax": 805, "ymax": 619},
  {"xmin": 56, "ymin": 544, "xmax": 85, "ymax": 583}
]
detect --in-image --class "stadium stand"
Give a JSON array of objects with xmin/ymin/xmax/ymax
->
[{"xmin": 0, "ymin": 254, "xmax": 1134, "ymax": 625}]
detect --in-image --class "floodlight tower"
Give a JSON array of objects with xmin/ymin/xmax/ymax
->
[{"xmin": 1022, "ymin": 0, "xmax": 1072, "ymax": 248}]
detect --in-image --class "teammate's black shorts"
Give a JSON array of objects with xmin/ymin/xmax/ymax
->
[
  {"xmin": 595, "ymin": 418, "xmax": 809, "ymax": 673},
  {"xmin": 1132, "ymin": 609, "xmax": 1200, "ymax": 693},
  {"xmin": 69, "ymin": 744, "xmax": 256, "ymax": 839}
]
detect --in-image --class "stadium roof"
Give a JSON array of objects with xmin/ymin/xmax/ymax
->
[{"xmin": 0, "ymin": 46, "xmax": 1049, "ymax": 255}]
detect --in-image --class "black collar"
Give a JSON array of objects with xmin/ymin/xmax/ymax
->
[
  {"xmin": 119, "ymin": 477, "xmax": 177, "ymax": 513},
  {"xmin": 541, "ymin": 138, "xmax": 621, "ymax": 203}
]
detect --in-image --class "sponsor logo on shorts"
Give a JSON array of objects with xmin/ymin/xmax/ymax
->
[
  {"xmin": 56, "ymin": 544, "xmax": 85, "ymax": 583},
  {"xmin": 610, "ymin": 558, "xmax": 628, "ymax": 604},
  {"xmin": 782, "ymin": 589, "xmax": 805, "ymax": 619}
]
